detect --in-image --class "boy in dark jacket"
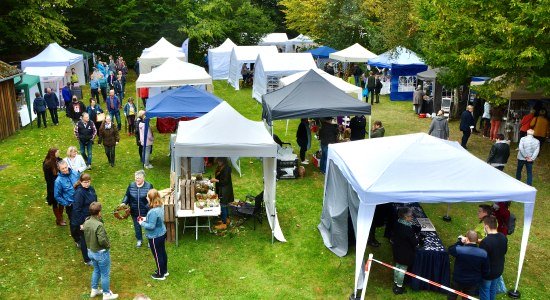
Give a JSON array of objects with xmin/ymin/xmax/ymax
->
[
  {"xmin": 391, "ymin": 207, "xmax": 419, "ymax": 294},
  {"xmin": 448, "ymin": 230, "xmax": 490, "ymax": 300},
  {"xmin": 67, "ymin": 95, "xmax": 87, "ymax": 124},
  {"xmin": 33, "ymin": 92, "xmax": 47, "ymax": 128},
  {"xmin": 487, "ymin": 134, "xmax": 510, "ymax": 171}
]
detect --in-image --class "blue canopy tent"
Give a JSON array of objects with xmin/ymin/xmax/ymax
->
[
  {"xmin": 142, "ymin": 85, "xmax": 223, "ymax": 163},
  {"xmin": 305, "ymin": 46, "xmax": 337, "ymax": 59},
  {"xmin": 368, "ymin": 47, "xmax": 427, "ymax": 101}
]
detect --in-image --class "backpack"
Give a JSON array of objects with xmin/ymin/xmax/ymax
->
[{"xmin": 507, "ymin": 213, "xmax": 516, "ymax": 235}]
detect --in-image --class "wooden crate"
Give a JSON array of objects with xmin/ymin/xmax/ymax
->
[
  {"xmin": 160, "ymin": 188, "xmax": 176, "ymax": 242},
  {"xmin": 179, "ymin": 179, "xmax": 195, "ymax": 211},
  {"xmin": 165, "ymin": 222, "xmax": 176, "ymax": 242}
]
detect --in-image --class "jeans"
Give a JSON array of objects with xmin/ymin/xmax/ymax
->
[
  {"xmin": 461, "ymin": 130, "xmax": 471, "ymax": 148},
  {"xmin": 394, "ymin": 263, "xmax": 408, "ymax": 287},
  {"xmin": 80, "ymin": 140, "xmax": 93, "ymax": 165},
  {"xmin": 148, "ymin": 234, "xmax": 168, "ymax": 276},
  {"xmin": 320, "ymin": 143, "xmax": 328, "ymax": 174},
  {"xmin": 109, "ymin": 110, "xmax": 122, "ymax": 131},
  {"xmin": 220, "ymin": 204, "xmax": 229, "ymax": 224},
  {"xmin": 131, "ymin": 214, "xmax": 144, "ymax": 241},
  {"xmin": 36, "ymin": 111, "xmax": 47, "ymax": 127},
  {"xmin": 515, "ymin": 159, "xmax": 533, "ymax": 185},
  {"xmin": 144, "ymin": 145, "xmax": 152, "ymax": 165},
  {"xmin": 88, "ymin": 249, "xmax": 111, "ymax": 292},
  {"xmin": 48, "ymin": 108, "xmax": 59, "ymax": 125},
  {"xmin": 447, "ymin": 281, "xmax": 478, "ymax": 300},
  {"xmin": 91, "ymin": 89, "xmax": 100, "ymax": 103},
  {"xmin": 100, "ymin": 86, "xmax": 107, "ymax": 103},
  {"xmin": 354, "ymin": 75, "xmax": 360, "ymax": 87},
  {"xmin": 80, "ymin": 231, "xmax": 90, "ymax": 262},
  {"xmin": 480, "ymin": 278, "xmax": 498, "ymax": 300},
  {"xmin": 104, "ymin": 145, "xmax": 116, "ymax": 165}
]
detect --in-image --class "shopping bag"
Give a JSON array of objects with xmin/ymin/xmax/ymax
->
[
  {"xmin": 362, "ymin": 88, "xmax": 369, "ymax": 98},
  {"xmin": 96, "ymin": 113, "xmax": 105, "ymax": 122}
]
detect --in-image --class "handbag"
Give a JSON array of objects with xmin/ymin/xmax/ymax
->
[
  {"xmin": 362, "ymin": 88, "xmax": 369, "ymax": 98},
  {"xmin": 96, "ymin": 112, "xmax": 105, "ymax": 122}
]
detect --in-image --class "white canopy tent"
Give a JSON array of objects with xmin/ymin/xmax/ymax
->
[
  {"xmin": 23, "ymin": 66, "xmax": 69, "ymax": 102},
  {"xmin": 319, "ymin": 133, "xmax": 536, "ymax": 297},
  {"xmin": 329, "ymin": 43, "xmax": 378, "ymax": 63},
  {"xmin": 135, "ymin": 57, "xmax": 213, "ymax": 91},
  {"xmin": 21, "ymin": 43, "xmax": 85, "ymax": 86},
  {"xmin": 227, "ymin": 46, "xmax": 278, "ymax": 90},
  {"xmin": 252, "ymin": 53, "xmax": 316, "ymax": 102},
  {"xmin": 285, "ymin": 34, "xmax": 316, "ymax": 52},
  {"xmin": 258, "ymin": 33, "xmax": 289, "ymax": 49},
  {"xmin": 208, "ymin": 38, "xmax": 237, "ymax": 80},
  {"xmin": 172, "ymin": 101, "xmax": 286, "ymax": 243},
  {"xmin": 279, "ymin": 68, "xmax": 362, "ymax": 100},
  {"xmin": 142, "ymin": 37, "xmax": 182, "ymax": 54}
]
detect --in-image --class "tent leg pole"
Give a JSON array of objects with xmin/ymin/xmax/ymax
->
[
  {"xmin": 508, "ymin": 290, "xmax": 521, "ymax": 299},
  {"xmin": 285, "ymin": 119, "xmax": 289, "ymax": 136},
  {"xmin": 368, "ymin": 116, "xmax": 372, "ymax": 138},
  {"xmin": 443, "ymin": 204, "xmax": 452, "ymax": 222}
]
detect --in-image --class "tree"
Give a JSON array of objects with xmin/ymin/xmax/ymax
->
[
  {"xmin": 414, "ymin": 0, "xmax": 550, "ymax": 104},
  {"xmin": 0, "ymin": 0, "xmax": 72, "ymax": 55}
]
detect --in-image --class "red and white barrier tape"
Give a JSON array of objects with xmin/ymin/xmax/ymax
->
[{"xmin": 361, "ymin": 256, "xmax": 479, "ymax": 300}]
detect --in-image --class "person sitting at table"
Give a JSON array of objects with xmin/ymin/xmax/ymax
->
[
  {"xmin": 391, "ymin": 207, "xmax": 419, "ymax": 295},
  {"xmin": 448, "ymin": 230, "xmax": 490, "ymax": 300},
  {"xmin": 475, "ymin": 205, "xmax": 494, "ymax": 242},
  {"xmin": 211, "ymin": 158, "xmax": 234, "ymax": 230}
]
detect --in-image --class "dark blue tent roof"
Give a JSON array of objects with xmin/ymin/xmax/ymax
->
[
  {"xmin": 305, "ymin": 46, "xmax": 337, "ymax": 59},
  {"xmin": 145, "ymin": 85, "xmax": 222, "ymax": 119}
]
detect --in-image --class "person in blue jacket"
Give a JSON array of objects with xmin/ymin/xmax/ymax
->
[
  {"xmin": 71, "ymin": 173, "xmax": 96, "ymax": 265},
  {"xmin": 61, "ymin": 83, "xmax": 72, "ymax": 112},
  {"xmin": 139, "ymin": 189, "xmax": 168, "ymax": 280},
  {"xmin": 90, "ymin": 75, "xmax": 100, "ymax": 103},
  {"xmin": 54, "ymin": 160, "xmax": 81, "ymax": 244},
  {"xmin": 33, "ymin": 92, "xmax": 48, "ymax": 128},
  {"xmin": 459, "ymin": 105, "xmax": 475, "ymax": 149},
  {"xmin": 122, "ymin": 170, "xmax": 154, "ymax": 247},
  {"xmin": 44, "ymin": 87, "xmax": 59, "ymax": 125}
]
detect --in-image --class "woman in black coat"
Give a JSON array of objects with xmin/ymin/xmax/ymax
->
[
  {"xmin": 296, "ymin": 118, "xmax": 311, "ymax": 164},
  {"xmin": 72, "ymin": 173, "xmax": 96, "ymax": 264},
  {"xmin": 43, "ymin": 148, "xmax": 64, "ymax": 226},
  {"xmin": 391, "ymin": 207, "xmax": 419, "ymax": 294},
  {"xmin": 211, "ymin": 158, "xmax": 234, "ymax": 230}
]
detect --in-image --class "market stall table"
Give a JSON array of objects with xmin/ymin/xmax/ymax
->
[
  {"xmin": 391, "ymin": 203, "xmax": 450, "ymax": 293},
  {"xmin": 176, "ymin": 205, "xmax": 221, "ymax": 245}
]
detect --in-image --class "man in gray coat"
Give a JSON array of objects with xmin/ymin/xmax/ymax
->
[
  {"xmin": 515, "ymin": 129, "xmax": 540, "ymax": 186},
  {"xmin": 428, "ymin": 110, "xmax": 449, "ymax": 140}
]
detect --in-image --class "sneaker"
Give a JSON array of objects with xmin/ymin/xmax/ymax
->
[
  {"xmin": 144, "ymin": 164, "xmax": 154, "ymax": 169},
  {"xmin": 151, "ymin": 273, "xmax": 166, "ymax": 280},
  {"xmin": 301, "ymin": 160, "xmax": 309, "ymax": 165},
  {"xmin": 84, "ymin": 261, "xmax": 93, "ymax": 266},
  {"xmin": 75, "ymin": 242, "xmax": 81, "ymax": 249},
  {"xmin": 90, "ymin": 288, "xmax": 103, "ymax": 298},
  {"xmin": 136, "ymin": 240, "xmax": 142, "ymax": 248},
  {"xmin": 87, "ymin": 165, "xmax": 92, "ymax": 170},
  {"xmin": 164, "ymin": 272, "xmax": 170, "ymax": 277},
  {"xmin": 103, "ymin": 291, "xmax": 119, "ymax": 300}
]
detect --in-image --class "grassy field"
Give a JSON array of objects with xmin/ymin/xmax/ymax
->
[{"xmin": 0, "ymin": 74, "xmax": 548, "ymax": 299}]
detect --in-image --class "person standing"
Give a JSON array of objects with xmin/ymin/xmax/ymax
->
[
  {"xmin": 33, "ymin": 92, "xmax": 47, "ymax": 128},
  {"xmin": 487, "ymin": 134, "xmax": 510, "ymax": 171},
  {"xmin": 211, "ymin": 158, "xmax": 234, "ymax": 230},
  {"xmin": 135, "ymin": 111, "xmax": 145, "ymax": 162},
  {"xmin": 83, "ymin": 202, "xmax": 118, "ymax": 300},
  {"xmin": 353, "ymin": 64, "xmax": 362, "ymax": 87},
  {"xmin": 74, "ymin": 113, "xmax": 97, "ymax": 169},
  {"xmin": 54, "ymin": 160, "xmax": 81, "ymax": 244},
  {"xmin": 530, "ymin": 109, "xmax": 549, "ymax": 146},
  {"xmin": 448, "ymin": 230, "xmax": 490, "ymax": 300},
  {"xmin": 374, "ymin": 75, "xmax": 383, "ymax": 104},
  {"xmin": 107, "ymin": 71, "xmax": 116, "ymax": 90},
  {"xmin": 481, "ymin": 101, "xmax": 491, "ymax": 138},
  {"xmin": 139, "ymin": 189, "xmax": 168, "ymax": 280},
  {"xmin": 90, "ymin": 75, "xmax": 100, "ymax": 103},
  {"xmin": 105, "ymin": 90, "xmax": 122, "ymax": 131},
  {"xmin": 98, "ymin": 115, "xmax": 120, "ymax": 167},
  {"xmin": 117, "ymin": 71, "xmax": 127, "ymax": 99},
  {"xmin": 124, "ymin": 98, "xmax": 137, "ymax": 136},
  {"xmin": 70, "ymin": 68, "xmax": 79, "ymax": 86},
  {"xmin": 366, "ymin": 72, "xmax": 376, "ymax": 104},
  {"xmin": 391, "ymin": 207, "xmax": 419, "ymax": 295},
  {"xmin": 459, "ymin": 105, "xmax": 475, "ymax": 149},
  {"xmin": 475, "ymin": 204, "xmax": 494, "ymax": 242},
  {"xmin": 413, "ymin": 86, "xmax": 424, "ymax": 114},
  {"xmin": 98, "ymin": 73, "xmax": 108, "ymax": 103},
  {"xmin": 122, "ymin": 170, "xmax": 153, "ymax": 248},
  {"xmin": 489, "ymin": 106, "xmax": 504, "ymax": 141},
  {"xmin": 428, "ymin": 110, "xmax": 449, "ymax": 140},
  {"xmin": 64, "ymin": 146, "xmax": 88, "ymax": 173},
  {"xmin": 318, "ymin": 118, "xmax": 338, "ymax": 174},
  {"xmin": 371, "ymin": 120, "xmax": 385, "ymax": 138},
  {"xmin": 61, "ymin": 83, "xmax": 72, "ymax": 111},
  {"xmin": 518, "ymin": 109, "xmax": 535, "ymax": 140},
  {"xmin": 114, "ymin": 74, "xmax": 123, "ymax": 101},
  {"xmin": 473, "ymin": 96, "xmax": 484, "ymax": 133},
  {"xmin": 87, "ymin": 98, "xmax": 104, "ymax": 139},
  {"xmin": 43, "ymin": 148, "xmax": 64, "ymax": 225},
  {"xmin": 139, "ymin": 112, "xmax": 154, "ymax": 169},
  {"xmin": 67, "ymin": 95, "xmax": 87, "ymax": 124},
  {"xmin": 479, "ymin": 216, "xmax": 508, "ymax": 300},
  {"xmin": 515, "ymin": 129, "xmax": 540, "ymax": 186},
  {"xmin": 44, "ymin": 87, "xmax": 59, "ymax": 125},
  {"xmin": 296, "ymin": 118, "xmax": 311, "ymax": 165},
  {"xmin": 349, "ymin": 115, "xmax": 367, "ymax": 141},
  {"xmin": 72, "ymin": 173, "xmax": 95, "ymax": 265}
]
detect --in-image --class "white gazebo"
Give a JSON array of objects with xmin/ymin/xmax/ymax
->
[
  {"xmin": 139, "ymin": 37, "xmax": 186, "ymax": 74},
  {"xmin": 285, "ymin": 34, "xmax": 316, "ymax": 52},
  {"xmin": 172, "ymin": 101, "xmax": 286, "ymax": 243},
  {"xmin": 207, "ymin": 38, "xmax": 237, "ymax": 80},
  {"xmin": 136, "ymin": 57, "xmax": 213, "ymax": 90},
  {"xmin": 227, "ymin": 46, "xmax": 278, "ymax": 90},
  {"xmin": 329, "ymin": 43, "xmax": 378, "ymax": 63}
]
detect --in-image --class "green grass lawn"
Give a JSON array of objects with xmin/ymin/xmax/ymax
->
[{"xmin": 0, "ymin": 74, "xmax": 548, "ymax": 299}]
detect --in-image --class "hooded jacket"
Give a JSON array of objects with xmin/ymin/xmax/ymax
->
[
  {"xmin": 71, "ymin": 185, "xmax": 98, "ymax": 226},
  {"xmin": 54, "ymin": 169, "xmax": 80, "ymax": 206}
]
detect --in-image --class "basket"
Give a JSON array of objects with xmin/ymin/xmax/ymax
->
[{"xmin": 113, "ymin": 204, "xmax": 131, "ymax": 220}]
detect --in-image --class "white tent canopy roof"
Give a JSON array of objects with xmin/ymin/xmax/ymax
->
[
  {"xmin": 209, "ymin": 38, "xmax": 236, "ymax": 53},
  {"xmin": 259, "ymin": 33, "xmax": 289, "ymax": 46},
  {"xmin": 21, "ymin": 43, "xmax": 83, "ymax": 68},
  {"xmin": 320, "ymin": 133, "xmax": 536, "ymax": 295},
  {"xmin": 143, "ymin": 37, "xmax": 181, "ymax": 53},
  {"xmin": 207, "ymin": 38, "xmax": 237, "ymax": 80},
  {"xmin": 329, "ymin": 43, "xmax": 377, "ymax": 63},
  {"xmin": 136, "ymin": 56, "xmax": 212, "ymax": 88},
  {"xmin": 279, "ymin": 68, "xmax": 362, "ymax": 100},
  {"xmin": 23, "ymin": 66, "xmax": 67, "ymax": 78}
]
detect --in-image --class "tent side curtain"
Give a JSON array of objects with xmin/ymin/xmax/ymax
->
[{"xmin": 390, "ymin": 64, "xmax": 428, "ymax": 101}]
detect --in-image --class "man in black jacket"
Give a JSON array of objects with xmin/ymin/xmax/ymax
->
[
  {"xmin": 349, "ymin": 115, "xmax": 366, "ymax": 141},
  {"xmin": 74, "ymin": 113, "xmax": 97, "ymax": 169},
  {"xmin": 487, "ymin": 134, "xmax": 510, "ymax": 171},
  {"xmin": 67, "ymin": 96, "xmax": 87, "ymax": 124},
  {"xmin": 391, "ymin": 207, "xmax": 419, "ymax": 294},
  {"xmin": 459, "ymin": 105, "xmax": 475, "ymax": 149},
  {"xmin": 318, "ymin": 118, "xmax": 338, "ymax": 174},
  {"xmin": 374, "ymin": 75, "xmax": 383, "ymax": 104},
  {"xmin": 33, "ymin": 92, "xmax": 47, "ymax": 128},
  {"xmin": 44, "ymin": 87, "xmax": 59, "ymax": 125},
  {"xmin": 366, "ymin": 71, "xmax": 376, "ymax": 104},
  {"xmin": 479, "ymin": 216, "xmax": 508, "ymax": 300}
]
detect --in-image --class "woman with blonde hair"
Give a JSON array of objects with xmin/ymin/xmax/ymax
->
[
  {"xmin": 139, "ymin": 189, "xmax": 168, "ymax": 280},
  {"xmin": 64, "ymin": 146, "xmax": 88, "ymax": 173}
]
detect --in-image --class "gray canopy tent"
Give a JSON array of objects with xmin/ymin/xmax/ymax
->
[{"xmin": 262, "ymin": 69, "xmax": 371, "ymax": 133}]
